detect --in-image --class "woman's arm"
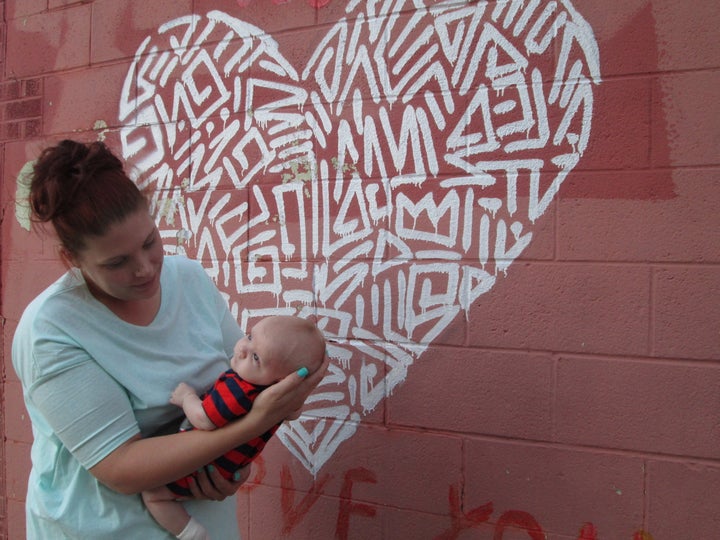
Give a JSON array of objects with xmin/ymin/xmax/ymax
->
[
  {"xmin": 90, "ymin": 409, "xmax": 266, "ymax": 494},
  {"xmin": 90, "ymin": 357, "xmax": 329, "ymax": 494}
]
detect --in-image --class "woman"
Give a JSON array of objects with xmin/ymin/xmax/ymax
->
[{"xmin": 11, "ymin": 139, "xmax": 327, "ymax": 539}]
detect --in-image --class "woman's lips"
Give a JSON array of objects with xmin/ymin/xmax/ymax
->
[{"xmin": 134, "ymin": 274, "xmax": 158, "ymax": 290}]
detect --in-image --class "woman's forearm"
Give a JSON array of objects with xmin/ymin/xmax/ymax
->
[
  {"xmin": 90, "ymin": 408, "xmax": 271, "ymax": 494},
  {"xmin": 90, "ymin": 357, "xmax": 327, "ymax": 494}
]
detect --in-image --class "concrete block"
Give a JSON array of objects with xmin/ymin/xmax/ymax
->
[
  {"xmin": 4, "ymin": 381, "xmax": 32, "ymax": 444},
  {"xmin": 653, "ymin": 266, "xmax": 720, "ymax": 360},
  {"xmin": 7, "ymin": 499, "xmax": 27, "ymax": 540},
  {"xmin": 555, "ymin": 355, "xmax": 720, "ymax": 458},
  {"xmin": 5, "ymin": 5, "xmax": 91, "ymax": 78},
  {"xmin": 90, "ymin": 0, "xmax": 193, "ymax": 64},
  {"xmin": 646, "ymin": 460, "xmax": 720, "ymax": 539},
  {"xmin": 467, "ymin": 262, "xmax": 650, "ymax": 356},
  {"xmin": 652, "ymin": 71, "xmax": 720, "ymax": 168},
  {"xmin": 559, "ymin": 168, "xmax": 720, "ymax": 263},
  {"xmin": 465, "ymin": 439, "xmax": 645, "ymax": 538},
  {"xmin": 5, "ymin": 441, "xmax": 31, "ymax": 500},
  {"xmin": 652, "ymin": 0, "xmax": 720, "ymax": 71},
  {"xmin": 389, "ymin": 346, "xmax": 554, "ymax": 441},
  {"xmin": 257, "ymin": 424, "xmax": 462, "ymax": 514},
  {"xmin": 43, "ymin": 62, "xmax": 134, "ymax": 135},
  {"xmin": 580, "ymin": 76, "xmax": 651, "ymax": 171},
  {"xmin": 6, "ymin": 0, "xmax": 46, "ymax": 21},
  {"xmin": 2, "ymin": 259, "xmax": 66, "ymax": 323}
]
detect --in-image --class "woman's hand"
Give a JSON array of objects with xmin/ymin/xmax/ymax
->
[
  {"xmin": 187, "ymin": 464, "xmax": 252, "ymax": 501},
  {"xmin": 252, "ymin": 353, "xmax": 330, "ymax": 425}
]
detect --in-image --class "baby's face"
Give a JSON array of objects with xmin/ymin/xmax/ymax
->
[{"xmin": 230, "ymin": 318, "xmax": 286, "ymax": 386}]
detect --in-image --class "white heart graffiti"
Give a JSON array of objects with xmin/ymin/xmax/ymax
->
[{"xmin": 119, "ymin": 0, "xmax": 601, "ymax": 474}]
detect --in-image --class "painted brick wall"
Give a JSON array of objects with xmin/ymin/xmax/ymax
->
[{"xmin": 1, "ymin": 1, "xmax": 719, "ymax": 539}]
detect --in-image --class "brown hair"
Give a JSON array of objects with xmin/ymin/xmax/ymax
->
[{"xmin": 29, "ymin": 140, "xmax": 146, "ymax": 254}]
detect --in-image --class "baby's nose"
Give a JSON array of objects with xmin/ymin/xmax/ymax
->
[{"xmin": 236, "ymin": 338, "xmax": 250, "ymax": 356}]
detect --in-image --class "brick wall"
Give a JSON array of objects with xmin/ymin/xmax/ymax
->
[{"xmin": 1, "ymin": 1, "xmax": 719, "ymax": 539}]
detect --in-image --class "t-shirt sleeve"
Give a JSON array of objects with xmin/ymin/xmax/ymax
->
[{"xmin": 28, "ymin": 350, "xmax": 140, "ymax": 470}]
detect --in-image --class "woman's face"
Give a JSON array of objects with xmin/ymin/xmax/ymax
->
[{"xmin": 70, "ymin": 207, "xmax": 164, "ymax": 303}]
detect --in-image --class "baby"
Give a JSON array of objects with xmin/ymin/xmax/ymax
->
[{"xmin": 142, "ymin": 315, "xmax": 325, "ymax": 540}]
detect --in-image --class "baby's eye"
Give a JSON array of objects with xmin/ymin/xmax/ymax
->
[{"xmin": 253, "ymin": 353, "xmax": 260, "ymax": 363}]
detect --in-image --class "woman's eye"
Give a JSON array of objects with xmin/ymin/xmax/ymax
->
[{"xmin": 104, "ymin": 259, "xmax": 126, "ymax": 269}]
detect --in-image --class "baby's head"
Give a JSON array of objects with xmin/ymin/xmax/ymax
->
[{"xmin": 231, "ymin": 315, "xmax": 325, "ymax": 386}]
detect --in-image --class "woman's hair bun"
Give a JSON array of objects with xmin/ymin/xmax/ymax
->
[
  {"xmin": 30, "ymin": 139, "xmax": 128, "ymax": 222},
  {"xmin": 28, "ymin": 139, "xmax": 144, "ymax": 254}
]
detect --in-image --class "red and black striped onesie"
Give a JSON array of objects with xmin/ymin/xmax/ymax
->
[{"xmin": 166, "ymin": 369, "xmax": 279, "ymax": 497}]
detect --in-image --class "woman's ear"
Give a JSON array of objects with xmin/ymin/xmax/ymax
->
[{"xmin": 58, "ymin": 246, "xmax": 79, "ymax": 268}]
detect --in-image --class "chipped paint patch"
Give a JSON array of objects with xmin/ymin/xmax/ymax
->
[
  {"xmin": 15, "ymin": 160, "xmax": 34, "ymax": 231},
  {"xmin": 94, "ymin": 120, "xmax": 109, "ymax": 141}
]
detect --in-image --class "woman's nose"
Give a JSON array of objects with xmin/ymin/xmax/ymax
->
[{"xmin": 134, "ymin": 256, "xmax": 153, "ymax": 277}]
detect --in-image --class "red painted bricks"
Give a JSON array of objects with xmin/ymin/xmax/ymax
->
[
  {"xmin": 2, "ymin": 259, "xmax": 66, "ymax": 323},
  {"xmin": 467, "ymin": 262, "xmax": 651, "ymax": 356},
  {"xmin": 6, "ymin": 0, "xmax": 46, "ymax": 21},
  {"xmin": 384, "ymin": 507, "xmax": 472, "ymax": 540},
  {"xmin": 43, "ymin": 62, "xmax": 134, "ymax": 135},
  {"xmin": 556, "ymin": 355, "xmax": 720, "ymax": 458},
  {"xmin": 646, "ymin": 460, "xmax": 720, "ymax": 538},
  {"xmin": 580, "ymin": 76, "xmax": 651, "ymax": 172},
  {"xmin": 571, "ymin": 1, "xmax": 662, "ymax": 78},
  {"xmin": 90, "ymin": 0, "xmax": 193, "ymax": 64},
  {"xmin": 4, "ymin": 441, "xmax": 31, "ymax": 501},
  {"xmin": 3, "ymin": 99, "xmax": 41, "ymax": 120},
  {"xmin": 1, "ymin": 1, "xmax": 719, "ymax": 539},
  {"xmin": 247, "ymin": 484, "xmax": 384, "ymax": 540},
  {"xmin": 6, "ymin": 500, "xmax": 26, "ymax": 540},
  {"xmin": 653, "ymin": 266, "xmax": 720, "ymax": 361},
  {"xmin": 219, "ymin": 0, "xmax": 317, "ymax": 36},
  {"xmin": 651, "ymin": 70, "xmax": 720, "ymax": 168},
  {"xmin": 5, "ymin": 5, "xmax": 92, "ymax": 78},
  {"xmin": 559, "ymin": 169, "xmax": 720, "ymax": 262},
  {"xmin": 651, "ymin": 0, "xmax": 720, "ymax": 72},
  {"xmin": 256, "ymin": 424, "xmax": 462, "ymax": 513},
  {"xmin": 0, "ymin": 79, "xmax": 43, "ymax": 142},
  {"xmin": 388, "ymin": 346, "xmax": 554, "ymax": 441},
  {"xmin": 465, "ymin": 439, "xmax": 645, "ymax": 538},
  {"xmin": 3, "ymin": 381, "xmax": 31, "ymax": 444},
  {"xmin": 572, "ymin": 1, "xmax": 720, "ymax": 74}
]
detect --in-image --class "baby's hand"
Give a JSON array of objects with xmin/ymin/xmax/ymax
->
[{"xmin": 170, "ymin": 382, "xmax": 196, "ymax": 408}]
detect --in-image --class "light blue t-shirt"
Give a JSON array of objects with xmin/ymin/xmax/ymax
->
[{"xmin": 12, "ymin": 256, "xmax": 245, "ymax": 539}]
